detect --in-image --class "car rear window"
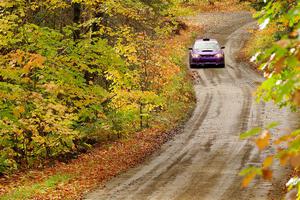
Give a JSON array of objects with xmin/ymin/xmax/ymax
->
[{"xmin": 193, "ymin": 42, "xmax": 220, "ymax": 51}]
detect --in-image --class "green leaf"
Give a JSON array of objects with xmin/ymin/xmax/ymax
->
[
  {"xmin": 240, "ymin": 127, "xmax": 262, "ymax": 139},
  {"xmin": 239, "ymin": 166, "xmax": 262, "ymax": 176},
  {"xmin": 266, "ymin": 122, "xmax": 280, "ymax": 129}
]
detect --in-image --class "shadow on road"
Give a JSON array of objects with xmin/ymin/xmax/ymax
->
[{"xmin": 190, "ymin": 64, "xmax": 225, "ymax": 69}]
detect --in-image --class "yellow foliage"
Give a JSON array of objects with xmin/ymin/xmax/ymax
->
[{"xmin": 255, "ymin": 130, "xmax": 271, "ymax": 151}]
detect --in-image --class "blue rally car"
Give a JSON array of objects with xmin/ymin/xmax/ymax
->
[{"xmin": 189, "ymin": 38, "xmax": 225, "ymax": 68}]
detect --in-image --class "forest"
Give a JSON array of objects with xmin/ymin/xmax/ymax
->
[{"xmin": 0, "ymin": 0, "xmax": 198, "ymax": 174}]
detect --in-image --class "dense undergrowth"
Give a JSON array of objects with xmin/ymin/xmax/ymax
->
[{"xmin": 0, "ymin": 0, "xmax": 201, "ymax": 174}]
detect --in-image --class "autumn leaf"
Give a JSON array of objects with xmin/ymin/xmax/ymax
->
[
  {"xmin": 263, "ymin": 156, "xmax": 273, "ymax": 169},
  {"xmin": 279, "ymin": 152, "xmax": 290, "ymax": 166},
  {"xmin": 289, "ymin": 31, "xmax": 298, "ymax": 39},
  {"xmin": 262, "ymin": 169, "xmax": 273, "ymax": 180},
  {"xmin": 273, "ymin": 57, "xmax": 285, "ymax": 74},
  {"xmin": 13, "ymin": 106, "xmax": 25, "ymax": 118},
  {"xmin": 290, "ymin": 153, "xmax": 300, "ymax": 168},
  {"xmin": 255, "ymin": 130, "xmax": 271, "ymax": 151},
  {"xmin": 239, "ymin": 166, "xmax": 262, "ymax": 188},
  {"xmin": 275, "ymin": 134, "xmax": 292, "ymax": 145},
  {"xmin": 242, "ymin": 172, "xmax": 256, "ymax": 188},
  {"xmin": 292, "ymin": 90, "xmax": 300, "ymax": 106}
]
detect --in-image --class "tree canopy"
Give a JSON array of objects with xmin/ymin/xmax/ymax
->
[{"xmin": 0, "ymin": 0, "xmax": 196, "ymax": 173}]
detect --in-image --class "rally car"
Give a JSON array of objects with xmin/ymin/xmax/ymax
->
[{"xmin": 189, "ymin": 38, "xmax": 225, "ymax": 68}]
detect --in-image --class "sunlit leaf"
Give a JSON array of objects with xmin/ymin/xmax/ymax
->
[
  {"xmin": 239, "ymin": 166, "xmax": 262, "ymax": 176},
  {"xmin": 240, "ymin": 127, "xmax": 262, "ymax": 139},
  {"xmin": 266, "ymin": 121, "xmax": 280, "ymax": 129},
  {"xmin": 255, "ymin": 130, "xmax": 271, "ymax": 151},
  {"xmin": 263, "ymin": 156, "xmax": 273, "ymax": 168},
  {"xmin": 242, "ymin": 172, "xmax": 256, "ymax": 188},
  {"xmin": 279, "ymin": 152, "xmax": 290, "ymax": 166},
  {"xmin": 12, "ymin": 106, "xmax": 25, "ymax": 118}
]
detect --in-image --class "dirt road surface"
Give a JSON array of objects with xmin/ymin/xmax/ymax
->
[{"xmin": 85, "ymin": 12, "xmax": 298, "ymax": 200}]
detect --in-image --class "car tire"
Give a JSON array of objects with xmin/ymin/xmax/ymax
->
[
  {"xmin": 219, "ymin": 64, "xmax": 225, "ymax": 68},
  {"xmin": 190, "ymin": 64, "xmax": 197, "ymax": 68}
]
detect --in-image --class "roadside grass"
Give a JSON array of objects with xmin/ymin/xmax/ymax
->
[
  {"xmin": 0, "ymin": 174, "xmax": 71, "ymax": 200},
  {"xmin": 0, "ymin": 25, "xmax": 201, "ymax": 200}
]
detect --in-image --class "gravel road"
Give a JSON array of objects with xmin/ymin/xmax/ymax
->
[{"xmin": 85, "ymin": 11, "xmax": 298, "ymax": 200}]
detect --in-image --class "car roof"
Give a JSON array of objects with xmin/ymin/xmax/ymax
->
[{"xmin": 195, "ymin": 38, "xmax": 218, "ymax": 43}]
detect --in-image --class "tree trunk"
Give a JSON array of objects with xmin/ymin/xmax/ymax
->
[{"xmin": 73, "ymin": 2, "xmax": 81, "ymax": 41}]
